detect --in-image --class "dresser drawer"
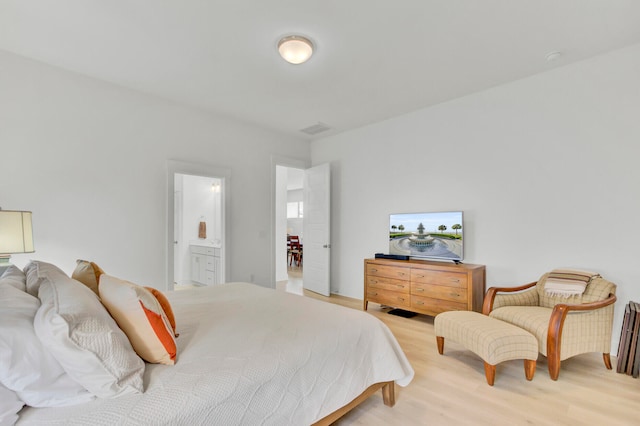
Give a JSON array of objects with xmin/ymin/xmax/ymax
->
[
  {"xmin": 411, "ymin": 269, "xmax": 467, "ymax": 288},
  {"xmin": 411, "ymin": 295, "xmax": 467, "ymax": 315},
  {"xmin": 366, "ymin": 264, "xmax": 410, "ymax": 281},
  {"xmin": 367, "ymin": 288, "xmax": 411, "ymax": 308},
  {"xmin": 367, "ymin": 276, "xmax": 410, "ymax": 293},
  {"xmin": 411, "ymin": 282, "xmax": 466, "ymax": 302}
]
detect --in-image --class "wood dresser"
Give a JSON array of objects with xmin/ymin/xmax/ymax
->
[{"xmin": 363, "ymin": 258, "xmax": 486, "ymax": 316}]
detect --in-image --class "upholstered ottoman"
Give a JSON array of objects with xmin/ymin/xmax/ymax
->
[{"xmin": 434, "ymin": 311, "xmax": 538, "ymax": 385}]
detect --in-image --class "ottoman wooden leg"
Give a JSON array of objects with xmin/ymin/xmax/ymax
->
[
  {"xmin": 436, "ymin": 336, "xmax": 444, "ymax": 354},
  {"xmin": 483, "ymin": 362, "xmax": 496, "ymax": 386},
  {"xmin": 603, "ymin": 353, "xmax": 612, "ymax": 370},
  {"xmin": 524, "ymin": 359, "xmax": 536, "ymax": 381}
]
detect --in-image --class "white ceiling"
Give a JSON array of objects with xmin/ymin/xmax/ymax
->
[{"xmin": 2, "ymin": 1, "xmax": 640, "ymax": 139}]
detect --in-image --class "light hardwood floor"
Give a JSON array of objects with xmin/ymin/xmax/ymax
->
[{"xmin": 279, "ymin": 269, "xmax": 639, "ymax": 425}]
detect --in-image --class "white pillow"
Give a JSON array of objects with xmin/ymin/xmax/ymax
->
[
  {"xmin": 34, "ymin": 267, "xmax": 145, "ymax": 398},
  {"xmin": 0, "ymin": 265, "xmax": 26, "ymax": 291},
  {"xmin": 99, "ymin": 275, "xmax": 177, "ymax": 365},
  {"xmin": 0, "ymin": 383, "xmax": 23, "ymax": 426},
  {"xmin": 0, "ymin": 284, "xmax": 94, "ymax": 407},
  {"xmin": 24, "ymin": 260, "xmax": 67, "ymax": 297}
]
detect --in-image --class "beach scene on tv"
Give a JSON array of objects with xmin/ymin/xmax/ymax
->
[{"xmin": 389, "ymin": 212, "xmax": 463, "ymax": 261}]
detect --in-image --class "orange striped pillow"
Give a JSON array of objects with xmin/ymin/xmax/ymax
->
[
  {"xmin": 99, "ymin": 275, "xmax": 176, "ymax": 365},
  {"xmin": 144, "ymin": 286, "xmax": 178, "ymax": 337}
]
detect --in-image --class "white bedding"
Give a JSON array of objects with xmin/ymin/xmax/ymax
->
[{"xmin": 18, "ymin": 282, "xmax": 413, "ymax": 425}]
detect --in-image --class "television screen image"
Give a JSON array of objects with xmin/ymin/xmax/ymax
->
[{"xmin": 389, "ymin": 211, "xmax": 463, "ymax": 261}]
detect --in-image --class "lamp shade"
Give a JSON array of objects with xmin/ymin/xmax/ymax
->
[{"xmin": 0, "ymin": 210, "xmax": 34, "ymax": 254}]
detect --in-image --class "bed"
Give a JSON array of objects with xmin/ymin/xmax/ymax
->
[{"xmin": 16, "ymin": 282, "xmax": 414, "ymax": 425}]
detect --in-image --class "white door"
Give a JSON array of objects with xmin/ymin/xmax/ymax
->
[{"xmin": 302, "ymin": 163, "xmax": 331, "ymax": 296}]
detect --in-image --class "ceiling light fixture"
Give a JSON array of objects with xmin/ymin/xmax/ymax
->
[{"xmin": 278, "ymin": 35, "xmax": 313, "ymax": 64}]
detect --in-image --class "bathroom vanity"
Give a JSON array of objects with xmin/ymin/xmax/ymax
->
[{"xmin": 190, "ymin": 241, "xmax": 221, "ymax": 285}]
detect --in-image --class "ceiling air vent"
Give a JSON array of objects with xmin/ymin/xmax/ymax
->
[{"xmin": 300, "ymin": 122, "xmax": 331, "ymax": 135}]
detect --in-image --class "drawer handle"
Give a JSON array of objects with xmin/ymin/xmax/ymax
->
[
  {"xmin": 416, "ymin": 274, "xmax": 425, "ymax": 278},
  {"xmin": 450, "ymin": 293, "xmax": 460, "ymax": 297},
  {"xmin": 372, "ymin": 292, "xmax": 378, "ymax": 296},
  {"xmin": 415, "ymin": 288, "xmax": 424, "ymax": 292},
  {"xmin": 397, "ymin": 284, "xmax": 405, "ymax": 289},
  {"xmin": 450, "ymin": 279, "xmax": 460, "ymax": 283},
  {"xmin": 371, "ymin": 268, "xmax": 378, "ymax": 272},
  {"xmin": 416, "ymin": 301, "xmax": 424, "ymax": 305},
  {"xmin": 372, "ymin": 280, "xmax": 378, "ymax": 284},
  {"xmin": 398, "ymin": 297, "xmax": 405, "ymax": 302}
]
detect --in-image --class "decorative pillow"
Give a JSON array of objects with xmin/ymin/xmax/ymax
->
[
  {"xmin": 34, "ymin": 268, "xmax": 145, "ymax": 398},
  {"xmin": 144, "ymin": 286, "xmax": 178, "ymax": 337},
  {"xmin": 0, "ymin": 383, "xmax": 24, "ymax": 426},
  {"xmin": 0, "ymin": 284, "xmax": 94, "ymax": 407},
  {"xmin": 0, "ymin": 265, "xmax": 26, "ymax": 291},
  {"xmin": 24, "ymin": 260, "xmax": 67, "ymax": 297},
  {"xmin": 71, "ymin": 259, "xmax": 105, "ymax": 295},
  {"xmin": 100, "ymin": 275, "xmax": 177, "ymax": 365}
]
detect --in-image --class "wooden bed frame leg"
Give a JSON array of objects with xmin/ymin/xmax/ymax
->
[
  {"xmin": 436, "ymin": 336, "xmax": 444, "ymax": 355},
  {"xmin": 603, "ymin": 353, "xmax": 612, "ymax": 370},
  {"xmin": 483, "ymin": 362, "xmax": 496, "ymax": 386},
  {"xmin": 524, "ymin": 359, "xmax": 536, "ymax": 381},
  {"xmin": 382, "ymin": 381, "xmax": 395, "ymax": 407}
]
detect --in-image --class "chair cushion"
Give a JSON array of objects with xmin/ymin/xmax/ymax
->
[
  {"xmin": 489, "ymin": 306, "xmax": 552, "ymax": 355},
  {"xmin": 490, "ymin": 303, "xmax": 615, "ymax": 359}
]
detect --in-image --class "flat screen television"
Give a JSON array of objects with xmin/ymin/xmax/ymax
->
[{"xmin": 389, "ymin": 211, "xmax": 463, "ymax": 262}]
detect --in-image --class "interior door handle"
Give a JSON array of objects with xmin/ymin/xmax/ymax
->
[{"xmin": 323, "ymin": 244, "xmax": 331, "ymax": 248}]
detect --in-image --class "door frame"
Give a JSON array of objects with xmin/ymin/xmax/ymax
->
[
  {"xmin": 167, "ymin": 160, "xmax": 231, "ymax": 291},
  {"xmin": 271, "ymin": 155, "xmax": 309, "ymax": 288}
]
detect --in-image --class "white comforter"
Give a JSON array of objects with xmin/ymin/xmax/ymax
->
[{"xmin": 18, "ymin": 283, "xmax": 414, "ymax": 425}]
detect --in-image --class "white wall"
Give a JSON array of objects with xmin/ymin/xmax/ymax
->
[
  {"xmin": 0, "ymin": 50, "xmax": 309, "ymax": 289},
  {"xmin": 311, "ymin": 43, "xmax": 640, "ymax": 353}
]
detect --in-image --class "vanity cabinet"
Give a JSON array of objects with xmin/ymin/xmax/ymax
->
[
  {"xmin": 364, "ymin": 258, "xmax": 485, "ymax": 316},
  {"xmin": 190, "ymin": 245, "xmax": 220, "ymax": 285}
]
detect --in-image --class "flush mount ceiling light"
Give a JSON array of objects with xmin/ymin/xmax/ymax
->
[{"xmin": 278, "ymin": 35, "xmax": 313, "ymax": 64}]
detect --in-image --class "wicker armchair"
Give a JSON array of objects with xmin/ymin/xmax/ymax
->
[{"xmin": 482, "ymin": 272, "xmax": 617, "ymax": 380}]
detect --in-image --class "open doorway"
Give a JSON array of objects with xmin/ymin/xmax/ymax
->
[
  {"xmin": 173, "ymin": 173, "xmax": 223, "ymax": 287},
  {"xmin": 167, "ymin": 160, "xmax": 229, "ymax": 292},
  {"xmin": 275, "ymin": 165, "xmax": 305, "ymax": 295}
]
